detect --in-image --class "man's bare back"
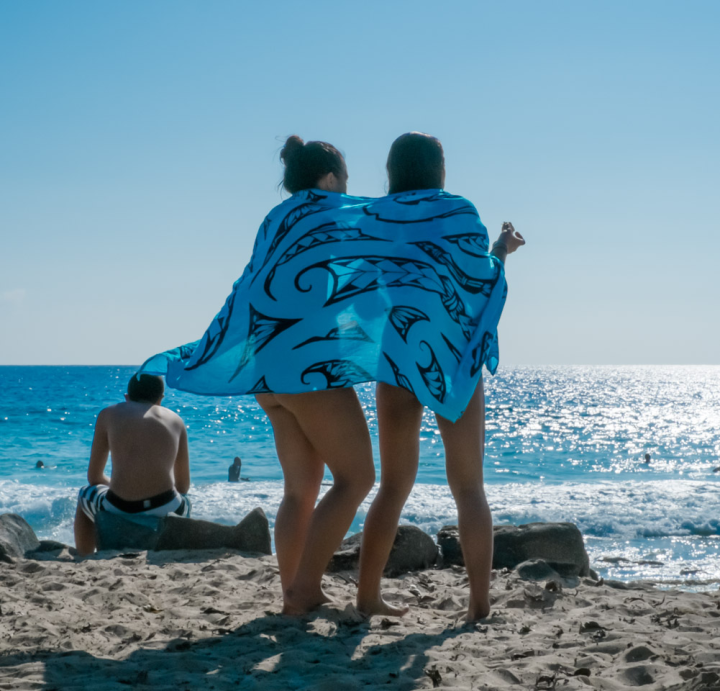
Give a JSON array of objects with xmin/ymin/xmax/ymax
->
[
  {"xmin": 74, "ymin": 373, "xmax": 191, "ymax": 555},
  {"xmin": 91, "ymin": 401, "xmax": 190, "ymax": 500}
]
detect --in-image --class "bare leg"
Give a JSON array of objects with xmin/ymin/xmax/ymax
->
[
  {"xmin": 73, "ymin": 503, "xmax": 96, "ymax": 556},
  {"xmin": 357, "ymin": 383, "xmax": 423, "ymax": 616},
  {"xmin": 275, "ymin": 389, "xmax": 375, "ymax": 615},
  {"xmin": 256, "ymin": 395, "xmax": 325, "ymax": 594},
  {"xmin": 435, "ymin": 379, "xmax": 492, "ymax": 621}
]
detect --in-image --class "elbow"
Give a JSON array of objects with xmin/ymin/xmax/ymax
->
[
  {"xmin": 176, "ymin": 479, "xmax": 190, "ymax": 495},
  {"xmin": 87, "ymin": 471, "xmax": 104, "ymax": 486}
]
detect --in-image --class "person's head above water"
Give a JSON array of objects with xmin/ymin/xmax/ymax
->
[
  {"xmin": 126, "ymin": 373, "xmax": 164, "ymax": 405},
  {"xmin": 280, "ymin": 135, "xmax": 348, "ymax": 194},
  {"xmin": 387, "ymin": 132, "xmax": 445, "ymax": 194}
]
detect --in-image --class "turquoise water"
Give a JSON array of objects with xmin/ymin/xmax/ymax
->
[{"xmin": 1, "ymin": 365, "xmax": 719, "ymax": 586}]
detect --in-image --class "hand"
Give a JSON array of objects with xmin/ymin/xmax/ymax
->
[{"xmin": 496, "ymin": 222, "xmax": 526, "ymax": 254}]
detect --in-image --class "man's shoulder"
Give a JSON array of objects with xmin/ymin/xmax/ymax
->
[
  {"xmin": 156, "ymin": 405, "xmax": 186, "ymax": 427},
  {"xmin": 98, "ymin": 403, "xmax": 122, "ymax": 419}
]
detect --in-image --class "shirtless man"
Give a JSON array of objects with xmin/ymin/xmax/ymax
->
[{"xmin": 73, "ymin": 373, "xmax": 191, "ymax": 555}]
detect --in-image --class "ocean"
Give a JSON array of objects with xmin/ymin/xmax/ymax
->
[{"xmin": 1, "ymin": 365, "xmax": 719, "ymax": 588}]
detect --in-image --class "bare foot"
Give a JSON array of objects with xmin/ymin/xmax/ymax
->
[
  {"xmin": 465, "ymin": 601, "xmax": 491, "ymax": 622},
  {"xmin": 282, "ymin": 586, "xmax": 332, "ymax": 616},
  {"xmin": 357, "ymin": 596, "xmax": 409, "ymax": 618}
]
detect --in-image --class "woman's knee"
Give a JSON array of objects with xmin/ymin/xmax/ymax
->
[
  {"xmin": 284, "ymin": 465, "xmax": 324, "ymax": 503},
  {"xmin": 334, "ymin": 460, "xmax": 376, "ymax": 499},
  {"xmin": 448, "ymin": 479, "xmax": 487, "ymax": 508},
  {"xmin": 377, "ymin": 478, "xmax": 414, "ymax": 505}
]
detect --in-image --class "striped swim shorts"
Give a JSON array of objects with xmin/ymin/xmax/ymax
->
[{"xmin": 78, "ymin": 484, "xmax": 191, "ymax": 521}]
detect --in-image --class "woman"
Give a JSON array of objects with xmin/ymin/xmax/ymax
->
[
  {"xmin": 254, "ymin": 136, "xmax": 375, "ymax": 614},
  {"xmin": 141, "ymin": 133, "xmax": 509, "ymax": 615},
  {"xmin": 356, "ymin": 132, "xmax": 525, "ymax": 621}
]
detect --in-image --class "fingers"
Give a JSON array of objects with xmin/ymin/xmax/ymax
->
[{"xmin": 501, "ymin": 222, "xmax": 525, "ymax": 246}]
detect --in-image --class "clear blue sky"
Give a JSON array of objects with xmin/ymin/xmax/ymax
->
[{"xmin": 1, "ymin": 0, "xmax": 718, "ymax": 365}]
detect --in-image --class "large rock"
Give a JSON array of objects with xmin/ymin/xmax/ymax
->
[
  {"xmin": 494, "ymin": 523, "xmax": 590, "ymax": 576},
  {"xmin": 437, "ymin": 525, "xmax": 464, "ymax": 566},
  {"xmin": 327, "ymin": 525, "xmax": 438, "ymax": 575},
  {"xmin": 0, "ymin": 513, "xmax": 40, "ymax": 563},
  {"xmin": 33, "ymin": 540, "xmax": 71, "ymax": 553},
  {"xmin": 95, "ymin": 508, "xmax": 272, "ymax": 555},
  {"xmin": 96, "ymin": 513, "xmax": 163, "ymax": 551},
  {"xmin": 328, "ymin": 532, "xmax": 363, "ymax": 572},
  {"xmin": 438, "ymin": 522, "xmax": 590, "ymax": 577},
  {"xmin": 155, "ymin": 508, "xmax": 271, "ymax": 554}
]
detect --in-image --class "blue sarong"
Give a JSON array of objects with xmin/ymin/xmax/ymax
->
[{"xmin": 140, "ymin": 189, "xmax": 508, "ymax": 421}]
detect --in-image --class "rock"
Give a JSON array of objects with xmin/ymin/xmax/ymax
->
[
  {"xmin": 515, "ymin": 558, "xmax": 581, "ymax": 585},
  {"xmin": 327, "ymin": 525, "xmax": 438, "ymax": 574},
  {"xmin": 437, "ymin": 525, "xmax": 463, "ymax": 566},
  {"xmin": 25, "ymin": 540, "xmax": 75, "ymax": 560},
  {"xmin": 96, "ymin": 508, "xmax": 272, "ymax": 555},
  {"xmin": 235, "ymin": 507, "xmax": 272, "ymax": 554},
  {"xmin": 155, "ymin": 508, "xmax": 271, "ymax": 554},
  {"xmin": 385, "ymin": 525, "xmax": 438, "ymax": 576},
  {"xmin": 33, "ymin": 540, "xmax": 71, "ymax": 553},
  {"xmin": 493, "ymin": 523, "xmax": 590, "ymax": 577},
  {"xmin": 516, "ymin": 559, "xmax": 560, "ymax": 581},
  {"xmin": 437, "ymin": 522, "xmax": 590, "ymax": 577},
  {"xmin": 328, "ymin": 532, "xmax": 363, "ymax": 572},
  {"xmin": 0, "ymin": 513, "xmax": 40, "ymax": 563},
  {"xmin": 96, "ymin": 512, "xmax": 163, "ymax": 552}
]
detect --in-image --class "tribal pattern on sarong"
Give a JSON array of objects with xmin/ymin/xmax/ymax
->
[{"xmin": 140, "ymin": 189, "xmax": 508, "ymax": 421}]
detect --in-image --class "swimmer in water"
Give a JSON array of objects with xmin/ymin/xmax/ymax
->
[
  {"xmin": 228, "ymin": 456, "xmax": 242, "ymax": 482},
  {"xmin": 36, "ymin": 461, "xmax": 44, "ymax": 469},
  {"xmin": 228, "ymin": 456, "xmax": 250, "ymax": 482}
]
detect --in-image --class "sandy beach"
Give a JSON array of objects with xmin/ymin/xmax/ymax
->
[{"xmin": 2, "ymin": 548, "xmax": 719, "ymax": 690}]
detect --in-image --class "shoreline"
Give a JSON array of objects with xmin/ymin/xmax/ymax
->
[
  {"xmin": 3, "ymin": 475, "xmax": 720, "ymax": 589},
  {"xmin": 2, "ymin": 547, "xmax": 719, "ymax": 690}
]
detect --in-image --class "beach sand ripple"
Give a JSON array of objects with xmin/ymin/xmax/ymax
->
[{"xmin": 1, "ymin": 549, "xmax": 719, "ymax": 690}]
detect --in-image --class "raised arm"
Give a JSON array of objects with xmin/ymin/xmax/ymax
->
[
  {"xmin": 174, "ymin": 424, "xmax": 191, "ymax": 495},
  {"xmin": 490, "ymin": 221, "xmax": 526, "ymax": 264},
  {"xmin": 87, "ymin": 409, "xmax": 111, "ymax": 486}
]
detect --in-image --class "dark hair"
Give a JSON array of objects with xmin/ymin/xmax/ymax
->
[
  {"xmin": 127, "ymin": 373, "xmax": 164, "ymax": 403},
  {"xmin": 280, "ymin": 135, "xmax": 346, "ymax": 194},
  {"xmin": 387, "ymin": 132, "xmax": 445, "ymax": 194}
]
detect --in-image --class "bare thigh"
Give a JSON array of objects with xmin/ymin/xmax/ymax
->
[
  {"xmin": 273, "ymin": 389, "xmax": 374, "ymax": 485},
  {"xmin": 434, "ymin": 379, "xmax": 485, "ymax": 488},
  {"xmin": 376, "ymin": 382, "xmax": 423, "ymax": 488},
  {"xmin": 256, "ymin": 394, "xmax": 325, "ymax": 491}
]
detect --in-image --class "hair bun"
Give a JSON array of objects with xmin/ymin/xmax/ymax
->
[{"xmin": 281, "ymin": 135, "xmax": 305, "ymax": 163}]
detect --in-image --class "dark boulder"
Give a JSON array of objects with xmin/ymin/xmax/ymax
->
[
  {"xmin": 437, "ymin": 522, "xmax": 590, "ymax": 577},
  {"xmin": 437, "ymin": 525, "xmax": 463, "ymax": 566},
  {"xmin": 515, "ymin": 558, "xmax": 581, "ymax": 584},
  {"xmin": 328, "ymin": 525, "xmax": 438, "ymax": 575},
  {"xmin": 95, "ymin": 508, "xmax": 272, "ymax": 555},
  {"xmin": 155, "ymin": 508, "xmax": 271, "ymax": 554},
  {"xmin": 516, "ymin": 558, "xmax": 561, "ymax": 581},
  {"xmin": 0, "ymin": 513, "xmax": 40, "ymax": 563},
  {"xmin": 33, "ymin": 540, "xmax": 71, "ymax": 553},
  {"xmin": 493, "ymin": 523, "xmax": 590, "ymax": 576},
  {"xmin": 328, "ymin": 532, "xmax": 363, "ymax": 572},
  {"xmin": 96, "ymin": 513, "xmax": 163, "ymax": 552},
  {"xmin": 386, "ymin": 525, "xmax": 438, "ymax": 575}
]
